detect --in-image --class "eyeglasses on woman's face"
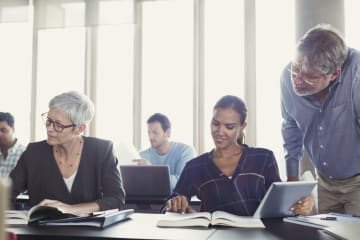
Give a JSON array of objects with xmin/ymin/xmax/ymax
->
[{"xmin": 41, "ymin": 112, "xmax": 75, "ymax": 133}]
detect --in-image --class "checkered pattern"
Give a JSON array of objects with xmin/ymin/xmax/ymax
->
[
  {"xmin": 173, "ymin": 145, "xmax": 282, "ymax": 216},
  {"xmin": 0, "ymin": 141, "xmax": 26, "ymax": 177}
]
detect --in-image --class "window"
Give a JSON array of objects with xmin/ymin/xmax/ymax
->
[
  {"xmin": 2, "ymin": 0, "xmax": 331, "ymax": 181},
  {"xmin": 0, "ymin": 22, "xmax": 32, "ymax": 144},
  {"xmin": 35, "ymin": 28, "xmax": 85, "ymax": 140},
  {"xmin": 95, "ymin": 25, "xmax": 135, "ymax": 145},
  {"xmin": 95, "ymin": 1, "xmax": 135, "ymax": 145},
  {"xmin": 345, "ymin": 0, "xmax": 360, "ymax": 49},
  {"xmin": 141, "ymin": 0, "xmax": 194, "ymax": 149},
  {"xmin": 256, "ymin": 0, "xmax": 295, "ymax": 180},
  {"xmin": 203, "ymin": 0, "xmax": 245, "ymax": 151}
]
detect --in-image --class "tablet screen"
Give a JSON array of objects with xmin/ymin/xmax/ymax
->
[{"xmin": 253, "ymin": 181, "xmax": 317, "ymax": 218}]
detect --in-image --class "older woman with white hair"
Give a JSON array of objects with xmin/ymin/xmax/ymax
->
[{"xmin": 10, "ymin": 91, "xmax": 125, "ymax": 215}]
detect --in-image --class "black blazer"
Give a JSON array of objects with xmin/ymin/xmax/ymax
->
[{"xmin": 10, "ymin": 136, "xmax": 125, "ymax": 210}]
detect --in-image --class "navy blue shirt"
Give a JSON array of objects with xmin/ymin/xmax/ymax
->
[{"xmin": 173, "ymin": 145, "xmax": 281, "ymax": 216}]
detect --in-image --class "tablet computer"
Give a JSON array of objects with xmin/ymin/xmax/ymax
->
[{"xmin": 253, "ymin": 181, "xmax": 317, "ymax": 218}]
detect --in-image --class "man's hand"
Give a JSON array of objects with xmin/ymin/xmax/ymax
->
[
  {"xmin": 290, "ymin": 195, "xmax": 314, "ymax": 215},
  {"xmin": 133, "ymin": 159, "xmax": 151, "ymax": 166}
]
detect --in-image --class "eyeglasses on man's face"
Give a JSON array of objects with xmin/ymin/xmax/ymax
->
[
  {"xmin": 289, "ymin": 64, "xmax": 326, "ymax": 86},
  {"xmin": 41, "ymin": 112, "xmax": 75, "ymax": 133}
]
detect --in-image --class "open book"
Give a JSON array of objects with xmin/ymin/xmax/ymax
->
[
  {"xmin": 157, "ymin": 211, "xmax": 264, "ymax": 228},
  {"xmin": 26, "ymin": 205, "xmax": 134, "ymax": 228}
]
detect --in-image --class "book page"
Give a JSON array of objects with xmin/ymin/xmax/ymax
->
[
  {"xmin": 211, "ymin": 211, "xmax": 265, "ymax": 228},
  {"xmin": 157, "ymin": 212, "xmax": 212, "ymax": 228},
  {"xmin": 28, "ymin": 205, "xmax": 80, "ymax": 224},
  {"xmin": 5, "ymin": 210, "xmax": 28, "ymax": 226},
  {"xmin": 28, "ymin": 204, "xmax": 78, "ymax": 217}
]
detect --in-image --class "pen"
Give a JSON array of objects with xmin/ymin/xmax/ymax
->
[{"xmin": 320, "ymin": 216, "xmax": 337, "ymax": 221}]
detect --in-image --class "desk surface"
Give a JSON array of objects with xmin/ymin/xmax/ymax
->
[
  {"xmin": 7, "ymin": 213, "xmax": 215, "ymax": 240},
  {"xmin": 206, "ymin": 218, "xmax": 336, "ymax": 240},
  {"xmin": 7, "ymin": 213, "xmax": 337, "ymax": 240}
]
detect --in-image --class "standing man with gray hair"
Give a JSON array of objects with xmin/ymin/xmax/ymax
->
[
  {"xmin": 0, "ymin": 112, "xmax": 26, "ymax": 177},
  {"xmin": 281, "ymin": 24, "xmax": 360, "ymax": 214}
]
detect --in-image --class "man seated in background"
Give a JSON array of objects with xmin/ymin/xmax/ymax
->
[
  {"xmin": 0, "ymin": 112, "xmax": 26, "ymax": 177},
  {"xmin": 134, "ymin": 113, "xmax": 195, "ymax": 190}
]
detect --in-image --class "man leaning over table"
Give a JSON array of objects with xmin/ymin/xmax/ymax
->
[{"xmin": 280, "ymin": 24, "xmax": 360, "ymax": 215}]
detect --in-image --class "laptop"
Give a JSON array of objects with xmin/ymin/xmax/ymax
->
[
  {"xmin": 253, "ymin": 181, "xmax": 317, "ymax": 218},
  {"xmin": 120, "ymin": 165, "xmax": 171, "ymax": 204}
]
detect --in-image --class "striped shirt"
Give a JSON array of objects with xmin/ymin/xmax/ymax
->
[
  {"xmin": 0, "ymin": 140, "xmax": 26, "ymax": 177},
  {"xmin": 172, "ymin": 145, "xmax": 281, "ymax": 216}
]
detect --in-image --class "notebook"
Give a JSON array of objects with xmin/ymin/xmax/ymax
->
[
  {"xmin": 120, "ymin": 165, "xmax": 171, "ymax": 204},
  {"xmin": 253, "ymin": 181, "xmax": 317, "ymax": 218}
]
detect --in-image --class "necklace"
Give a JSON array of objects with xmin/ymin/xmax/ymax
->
[{"xmin": 54, "ymin": 139, "xmax": 83, "ymax": 168}]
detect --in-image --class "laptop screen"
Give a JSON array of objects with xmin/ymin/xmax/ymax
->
[{"xmin": 120, "ymin": 165, "xmax": 171, "ymax": 204}]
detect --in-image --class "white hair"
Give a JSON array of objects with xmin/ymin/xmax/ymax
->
[{"xmin": 49, "ymin": 91, "xmax": 95, "ymax": 125}]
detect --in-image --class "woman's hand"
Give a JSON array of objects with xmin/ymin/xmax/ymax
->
[
  {"xmin": 39, "ymin": 199, "xmax": 68, "ymax": 207},
  {"xmin": 290, "ymin": 195, "xmax": 314, "ymax": 215},
  {"xmin": 39, "ymin": 199, "xmax": 75, "ymax": 213},
  {"xmin": 166, "ymin": 195, "xmax": 196, "ymax": 214},
  {"xmin": 38, "ymin": 199, "xmax": 100, "ymax": 215}
]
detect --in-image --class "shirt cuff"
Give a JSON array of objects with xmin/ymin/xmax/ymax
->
[{"xmin": 286, "ymin": 159, "xmax": 299, "ymax": 178}]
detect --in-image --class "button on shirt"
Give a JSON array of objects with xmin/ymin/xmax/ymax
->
[
  {"xmin": 0, "ymin": 141, "xmax": 26, "ymax": 177},
  {"xmin": 281, "ymin": 48, "xmax": 360, "ymax": 179}
]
